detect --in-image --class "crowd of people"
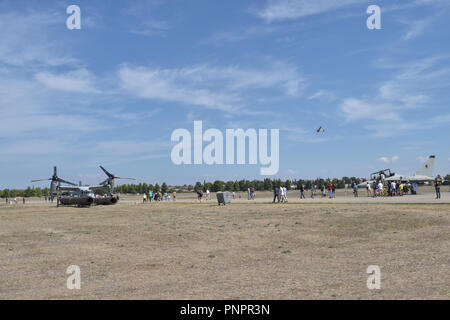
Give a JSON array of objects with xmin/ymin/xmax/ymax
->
[
  {"xmin": 4, "ymin": 197, "xmax": 26, "ymax": 205},
  {"xmin": 272, "ymin": 183, "xmax": 340, "ymax": 202},
  {"xmin": 142, "ymin": 190, "xmax": 177, "ymax": 203},
  {"xmin": 358, "ymin": 180, "xmax": 412, "ymax": 198},
  {"xmin": 272, "ymin": 186, "xmax": 289, "ymax": 203}
]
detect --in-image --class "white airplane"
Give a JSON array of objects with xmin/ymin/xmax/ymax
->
[
  {"xmin": 358, "ymin": 155, "xmax": 436, "ymax": 187},
  {"xmin": 385, "ymin": 155, "xmax": 435, "ymax": 182}
]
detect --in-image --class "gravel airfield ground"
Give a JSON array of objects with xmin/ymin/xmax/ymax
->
[{"xmin": 0, "ymin": 190, "xmax": 449, "ymax": 299}]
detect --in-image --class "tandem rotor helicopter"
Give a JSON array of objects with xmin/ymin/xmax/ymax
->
[{"xmin": 31, "ymin": 166, "xmax": 136, "ymax": 207}]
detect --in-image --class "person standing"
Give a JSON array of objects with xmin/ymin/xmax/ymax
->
[
  {"xmin": 353, "ymin": 184, "xmax": 358, "ymax": 197},
  {"xmin": 435, "ymin": 175, "xmax": 442, "ymax": 199},
  {"xmin": 327, "ymin": 183, "xmax": 333, "ymax": 199},
  {"xmin": 283, "ymin": 186, "xmax": 288, "ymax": 202},
  {"xmin": 378, "ymin": 181, "xmax": 383, "ymax": 196},
  {"xmin": 300, "ymin": 185, "xmax": 305, "ymax": 199},
  {"xmin": 197, "ymin": 189, "xmax": 203, "ymax": 202},
  {"xmin": 273, "ymin": 186, "xmax": 280, "ymax": 203},
  {"xmin": 311, "ymin": 185, "xmax": 315, "ymax": 198}
]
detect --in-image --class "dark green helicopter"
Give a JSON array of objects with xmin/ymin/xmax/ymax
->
[{"xmin": 31, "ymin": 166, "xmax": 135, "ymax": 207}]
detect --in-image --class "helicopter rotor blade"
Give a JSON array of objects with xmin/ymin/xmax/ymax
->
[
  {"xmin": 99, "ymin": 166, "xmax": 114, "ymax": 178},
  {"xmin": 99, "ymin": 179, "xmax": 109, "ymax": 186},
  {"xmin": 31, "ymin": 178, "xmax": 52, "ymax": 183},
  {"xmin": 56, "ymin": 178, "xmax": 77, "ymax": 186}
]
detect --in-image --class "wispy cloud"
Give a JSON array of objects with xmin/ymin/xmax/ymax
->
[
  {"xmin": 208, "ymin": 24, "xmax": 283, "ymax": 43},
  {"xmin": 378, "ymin": 155, "xmax": 399, "ymax": 163},
  {"xmin": 339, "ymin": 55, "xmax": 450, "ymax": 137},
  {"xmin": 129, "ymin": 19, "xmax": 170, "ymax": 36},
  {"xmin": 35, "ymin": 69, "xmax": 100, "ymax": 93},
  {"xmin": 118, "ymin": 61, "xmax": 304, "ymax": 111},
  {"xmin": 256, "ymin": 0, "xmax": 364, "ymax": 22},
  {"xmin": 0, "ymin": 10, "xmax": 77, "ymax": 67},
  {"xmin": 125, "ymin": 0, "xmax": 170, "ymax": 36}
]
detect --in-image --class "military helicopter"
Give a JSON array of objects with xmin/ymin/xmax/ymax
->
[
  {"xmin": 31, "ymin": 166, "xmax": 77, "ymax": 203},
  {"xmin": 32, "ymin": 166, "xmax": 136, "ymax": 207}
]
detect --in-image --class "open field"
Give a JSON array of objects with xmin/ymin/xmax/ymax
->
[{"xmin": 0, "ymin": 194, "xmax": 449, "ymax": 299}]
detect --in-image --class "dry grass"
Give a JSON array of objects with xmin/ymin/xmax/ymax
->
[{"xmin": 0, "ymin": 198, "xmax": 449, "ymax": 299}]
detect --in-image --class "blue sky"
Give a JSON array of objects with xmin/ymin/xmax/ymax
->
[{"xmin": 1, "ymin": 0, "xmax": 449, "ymax": 188}]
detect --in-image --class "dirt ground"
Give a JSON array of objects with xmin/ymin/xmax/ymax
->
[{"xmin": 0, "ymin": 193, "xmax": 449, "ymax": 300}]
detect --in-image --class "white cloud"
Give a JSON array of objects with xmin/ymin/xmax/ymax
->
[
  {"xmin": 378, "ymin": 156, "xmax": 399, "ymax": 164},
  {"xmin": 257, "ymin": 0, "xmax": 364, "ymax": 22},
  {"xmin": 340, "ymin": 55, "xmax": 450, "ymax": 137},
  {"xmin": 35, "ymin": 69, "xmax": 99, "ymax": 93},
  {"xmin": 208, "ymin": 24, "xmax": 282, "ymax": 43},
  {"xmin": 94, "ymin": 140, "xmax": 170, "ymax": 156},
  {"xmin": 257, "ymin": 0, "xmax": 450, "ymax": 23},
  {"xmin": 0, "ymin": 139, "xmax": 68, "ymax": 156},
  {"xmin": 125, "ymin": 0, "xmax": 170, "ymax": 36},
  {"xmin": 402, "ymin": 16, "xmax": 434, "ymax": 40},
  {"xmin": 118, "ymin": 62, "xmax": 304, "ymax": 111},
  {"xmin": 0, "ymin": 11, "xmax": 77, "ymax": 67},
  {"xmin": 339, "ymin": 98, "xmax": 400, "ymax": 122},
  {"xmin": 130, "ymin": 19, "xmax": 170, "ymax": 36}
]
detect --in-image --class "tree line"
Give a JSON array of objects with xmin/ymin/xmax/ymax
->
[
  {"xmin": 2, "ymin": 174, "xmax": 449, "ymax": 197},
  {"xmin": 0, "ymin": 187, "xmax": 50, "ymax": 198}
]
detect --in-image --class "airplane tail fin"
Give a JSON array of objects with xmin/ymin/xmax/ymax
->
[{"xmin": 415, "ymin": 155, "xmax": 435, "ymax": 177}]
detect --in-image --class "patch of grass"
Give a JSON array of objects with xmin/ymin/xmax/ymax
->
[
  {"xmin": 281, "ymin": 250, "xmax": 291, "ymax": 254},
  {"xmin": 439, "ymin": 289, "xmax": 450, "ymax": 296}
]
